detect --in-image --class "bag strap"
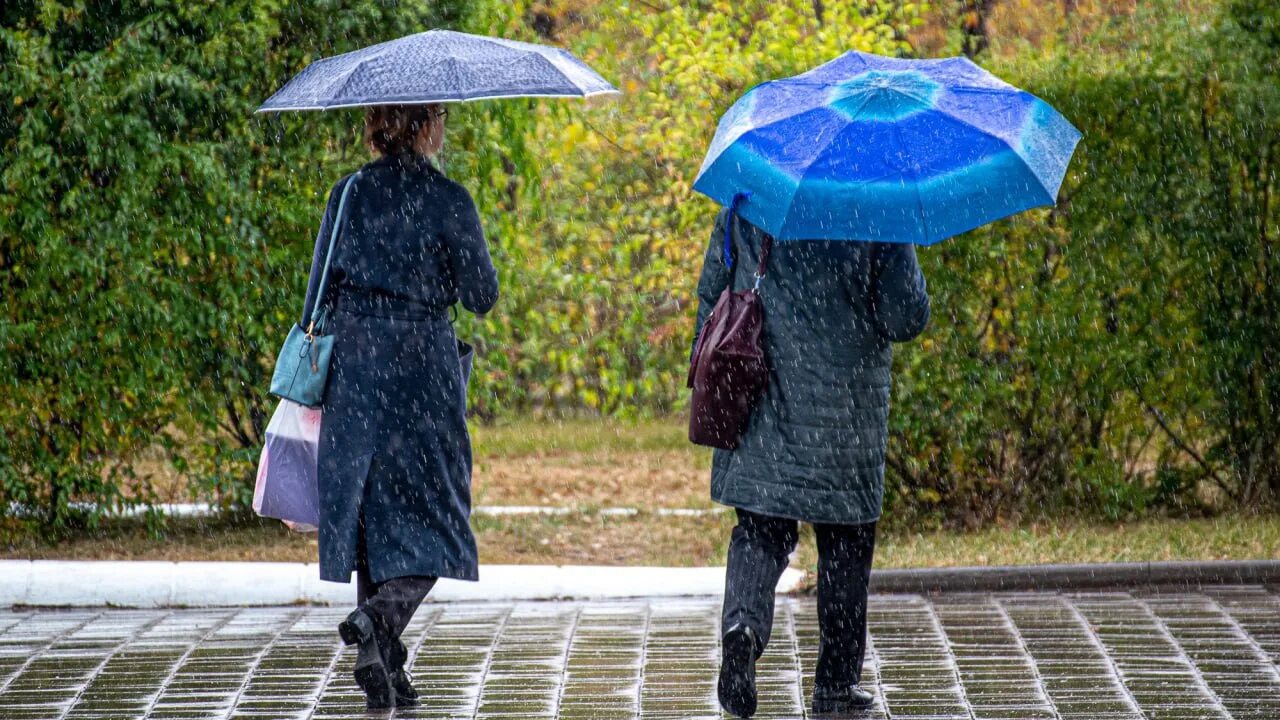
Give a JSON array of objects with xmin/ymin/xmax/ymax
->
[
  {"xmin": 753, "ymin": 233, "xmax": 773, "ymax": 292},
  {"xmin": 308, "ymin": 171, "xmax": 361, "ymax": 331},
  {"xmin": 722, "ymin": 191, "xmax": 772, "ymax": 291},
  {"xmin": 723, "ymin": 191, "xmax": 750, "ymax": 269}
]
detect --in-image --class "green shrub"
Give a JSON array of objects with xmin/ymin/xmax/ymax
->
[
  {"xmin": 882, "ymin": 0, "xmax": 1280, "ymax": 525},
  {"xmin": 3, "ymin": 0, "xmax": 1276, "ymax": 534},
  {"xmin": 0, "ymin": 0, "xmax": 523, "ymax": 529}
]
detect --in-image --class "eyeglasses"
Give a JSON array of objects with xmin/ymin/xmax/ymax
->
[{"xmin": 432, "ymin": 108, "xmax": 449, "ymax": 121}]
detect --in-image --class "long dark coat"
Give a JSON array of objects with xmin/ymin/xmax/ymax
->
[
  {"xmin": 694, "ymin": 209, "xmax": 930, "ymax": 526},
  {"xmin": 301, "ymin": 153, "xmax": 498, "ymax": 584}
]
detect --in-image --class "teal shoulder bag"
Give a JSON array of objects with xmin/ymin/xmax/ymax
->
[{"xmin": 270, "ymin": 172, "xmax": 361, "ymax": 407}]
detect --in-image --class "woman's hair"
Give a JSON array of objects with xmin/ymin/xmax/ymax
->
[{"xmin": 363, "ymin": 104, "xmax": 438, "ymax": 156}]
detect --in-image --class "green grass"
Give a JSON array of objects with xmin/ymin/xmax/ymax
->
[
  {"xmin": 9, "ymin": 418, "xmax": 1277, "ymax": 572},
  {"xmin": 871, "ymin": 515, "xmax": 1280, "ymax": 569},
  {"xmin": 472, "ymin": 418, "xmax": 698, "ymax": 458},
  {"xmin": 6, "ymin": 512, "xmax": 1278, "ymax": 570}
]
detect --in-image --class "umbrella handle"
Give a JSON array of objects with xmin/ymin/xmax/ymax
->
[{"xmin": 723, "ymin": 191, "xmax": 752, "ymax": 269}]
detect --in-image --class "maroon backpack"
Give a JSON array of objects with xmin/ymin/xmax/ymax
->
[{"xmin": 688, "ymin": 214, "xmax": 773, "ymax": 450}]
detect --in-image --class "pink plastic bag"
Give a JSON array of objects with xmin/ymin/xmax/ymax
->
[{"xmin": 253, "ymin": 399, "xmax": 322, "ymax": 533}]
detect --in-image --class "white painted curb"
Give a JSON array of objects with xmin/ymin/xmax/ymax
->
[
  {"xmin": 0, "ymin": 561, "xmax": 805, "ymax": 608},
  {"xmin": 7, "ymin": 502, "xmax": 729, "ymax": 519}
]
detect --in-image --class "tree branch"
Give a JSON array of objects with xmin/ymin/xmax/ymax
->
[{"xmin": 1131, "ymin": 378, "xmax": 1231, "ymax": 494}]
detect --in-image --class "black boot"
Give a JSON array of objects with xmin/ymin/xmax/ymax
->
[
  {"xmin": 339, "ymin": 608, "xmax": 394, "ymax": 710},
  {"xmin": 384, "ymin": 637, "xmax": 420, "ymax": 707},
  {"xmin": 811, "ymin": 685, "xmax": 875, "ymax": 717},
  {"xmin": 718, "ymin": 624, "xmax": 759, "ymax": 718}
]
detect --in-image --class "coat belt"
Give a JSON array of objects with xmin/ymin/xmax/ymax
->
[{"xmin": 333, "ymin": 291, "xmax": 448, "ymax": 321}]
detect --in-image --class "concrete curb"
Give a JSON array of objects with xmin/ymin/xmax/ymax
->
[
  {"xmin": 0, "ymin": 560, "xmax": 805, "ymax": 608},
  {"xmin": 7, "ymin": 502, "xmax": 729, "ymax": 519},
  {"xmin": 866, "ymin": 560, "xmax": 1280, "ymax": 594},
  {"xmin": 6, "ymin": 559, "xmax": 1275, "ymax": 608}
]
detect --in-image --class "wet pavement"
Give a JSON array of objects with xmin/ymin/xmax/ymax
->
[{"xmin": 1, "ymin": 586, "xmax": 1278, "ymax": 719}]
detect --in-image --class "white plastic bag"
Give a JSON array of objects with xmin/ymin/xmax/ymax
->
[{"xmin": 253, "ymin": 399, "xmax": 322, "ymax": 533}]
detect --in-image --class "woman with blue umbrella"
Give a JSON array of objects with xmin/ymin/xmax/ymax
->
[
  {"xmin": 690, "ymin": 51, "xmax": 1079, "ymax": 718},
  {"xmin": 260, "ymin": 30, "xmax": 616, "ymax": 710}
]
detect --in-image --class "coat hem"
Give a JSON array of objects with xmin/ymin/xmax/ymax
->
[
  {"xmin": 712, "ymin": 492, "xmax": 883, "ymax": 527},
  {"xmin": 712, "ymin": 466, "xmax": 884, "ymax": 526}
]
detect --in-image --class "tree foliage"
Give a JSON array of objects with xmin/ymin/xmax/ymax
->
[
  {"xmin": 883, "ymin": 0, "xmax": 1280, "ymax": 525},
  {"xmin": 2, "ymin": 0, "xmax": 1276, "ymax": 533},
  {"xmin": 0, "ymin": 0, "xmax": 522, "ymax": 528},
  {"xmin": 466, "ymin": 0, "xmax": 921, "ymax": 416}
]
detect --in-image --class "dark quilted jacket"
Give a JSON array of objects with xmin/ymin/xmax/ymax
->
[{"xmin": 693, "ymin": 209, "xmax": 930, "ymax": 525}]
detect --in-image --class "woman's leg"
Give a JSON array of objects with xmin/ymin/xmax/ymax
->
[
  {"xmin": 722, "ymin": 507, "xmax": 800, "ymax": 650},
  {"xmin": 362, "ymin": 576, "xmax": 437, "ymax": 640},
  {"xmin": 354, "ymin": 511, "xmax": 435, "ymax": 662},
  {"xmin": 356, "ymin": 523, "xmax": 377, "ymax": 606},
  {"xmin": 343, "ymin": 512, "xmax": 398, "ymax": 708},
  {"xmin": 812, "ymin": 521, "xmax": 877, "ymax": 693},
  {"xmin": 719, "ymin": 507, "xmax": 800, "ymax": 718},
  {"xmin": 346, "ymin": 512, "xmax": 437, "ymax": 708}
]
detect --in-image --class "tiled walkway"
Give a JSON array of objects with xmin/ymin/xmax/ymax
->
[{"xmin": 2, "ymin": 587, "xmax": 1279, "ymax": 719}]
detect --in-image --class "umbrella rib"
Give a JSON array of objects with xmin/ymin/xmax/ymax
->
[
  {"xmin": 928, "ymin": 97, "xmax": 1058, "ymax": 202},
  {"xmin": 323, "ymin": 53, "xmax": 493, "ymax": 106},
  {"xmin": 318, "ymin": 48, "xmax": 397, "ymax": 109},
  {"xmin": 731, "ymin": 78, "xmax": 937, "ymax": 143},
  {"xmin": 775, "ymin": 93, "xmax": 879, "ymax": 239},
  {"xmin": 778, "ymin": 78, "xmax": 1015, "ymax": 98},
  {"xmin": 793, "ymin": 50, "xmax": 871, "ymax": 83},
  {"xmin": 890, "ymin": 121, "xmax": 931, "ymax": 244},
  {"xmin": 452, "ymin": 52, "xmax": 579, "ymax": 101},
  {"xmin": 944, "ymin": 84, "xmax": 1029, "ymax": 97},
  {"xmin": 744, "ymin": 81, "xmax": 844, "ymax": 124}
]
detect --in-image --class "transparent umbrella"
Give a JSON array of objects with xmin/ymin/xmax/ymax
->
[{"xmin": 258, "ymin": 28, "xmax": 618, "ymax": 111}]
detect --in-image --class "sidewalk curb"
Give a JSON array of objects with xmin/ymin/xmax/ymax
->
[
  {"xmin": 7, "ymin": 502, "xmax": 729, "ymax": 519},
  {"xmin": 0, "ymin": 560, "xmax": 805, "ymax": 608},
  {"xmin": 5, "ymin": 559, "xmax": 1275, "ymax": 608},
  {"xmin": 865, "ymin": 560, "xmax": 1280, "ymax": 594}
]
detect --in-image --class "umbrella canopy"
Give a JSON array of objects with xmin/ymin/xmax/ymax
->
[
  {"xmin": 258, "ymin": 29, "xmax": 617, "ymax": 112},
  {"xmin": 692, "ymin": 51, "xmax": 1081, "ymax": 244}
]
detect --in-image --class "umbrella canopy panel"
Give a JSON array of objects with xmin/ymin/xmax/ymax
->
[
  {"xmin": 259, "ymin": 29, "xmax": 618, "ymax": 111},
  {"xmin": 693, "ymin": 52, "xmax": 1081, "ymax": 244}
]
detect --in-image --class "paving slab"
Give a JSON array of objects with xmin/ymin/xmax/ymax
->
[{"xmin": 1, "ymin": 587, "xmax": 1278, "ymax": 719}]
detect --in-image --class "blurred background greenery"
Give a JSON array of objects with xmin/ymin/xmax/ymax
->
[{"xmin": 1, "ymin": 0, "xmax": 1277, "ymax": 539}]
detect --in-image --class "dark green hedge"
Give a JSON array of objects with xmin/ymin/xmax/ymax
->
[
  {"xmin": 0, "ymin": 0, "xmax": 509, "ymax": 529},
  {"xmin": 2, "ymin": 0, "xmax": 1276, "ymax": 533}
]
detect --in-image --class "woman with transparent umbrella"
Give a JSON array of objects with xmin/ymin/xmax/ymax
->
[{"xmin": 259, "ymin": 29, "xmax": 617, "ymax": 709}]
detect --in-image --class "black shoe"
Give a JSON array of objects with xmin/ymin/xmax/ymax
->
[
  {"xmin": 339, "ymin": 609, "xmax": 394, "ymax": 710},
  {"xmin": 718, "ymin": 624, "xmax": 758, "ymax": 718},
  {"xmin": 811, "ymin": 685, "xmax": 875, "ymax": 717},
  {"xmin": 384, "ymin": 638, "xmax": 420, "ymax": 707},
  {"xmin": 390, "ymin": 668, "xmax": 420, "ymax": 707}
]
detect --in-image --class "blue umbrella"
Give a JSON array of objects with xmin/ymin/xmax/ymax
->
[
  {"xmin": 258, "ymin": 29, "xmax": 617, "ymax": 111},
  {"xmin": 692, "ymin": 51, "xmax": 1081, "ymax": 244}
]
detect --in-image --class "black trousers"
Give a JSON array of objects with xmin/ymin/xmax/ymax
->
[
  {"xmin": 722, "ymin": 508, "xmax": 877, "ymax": 689},
  {"xmin": 355, "ymin": 514, "xmax": 435, "ymax": 648}
]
